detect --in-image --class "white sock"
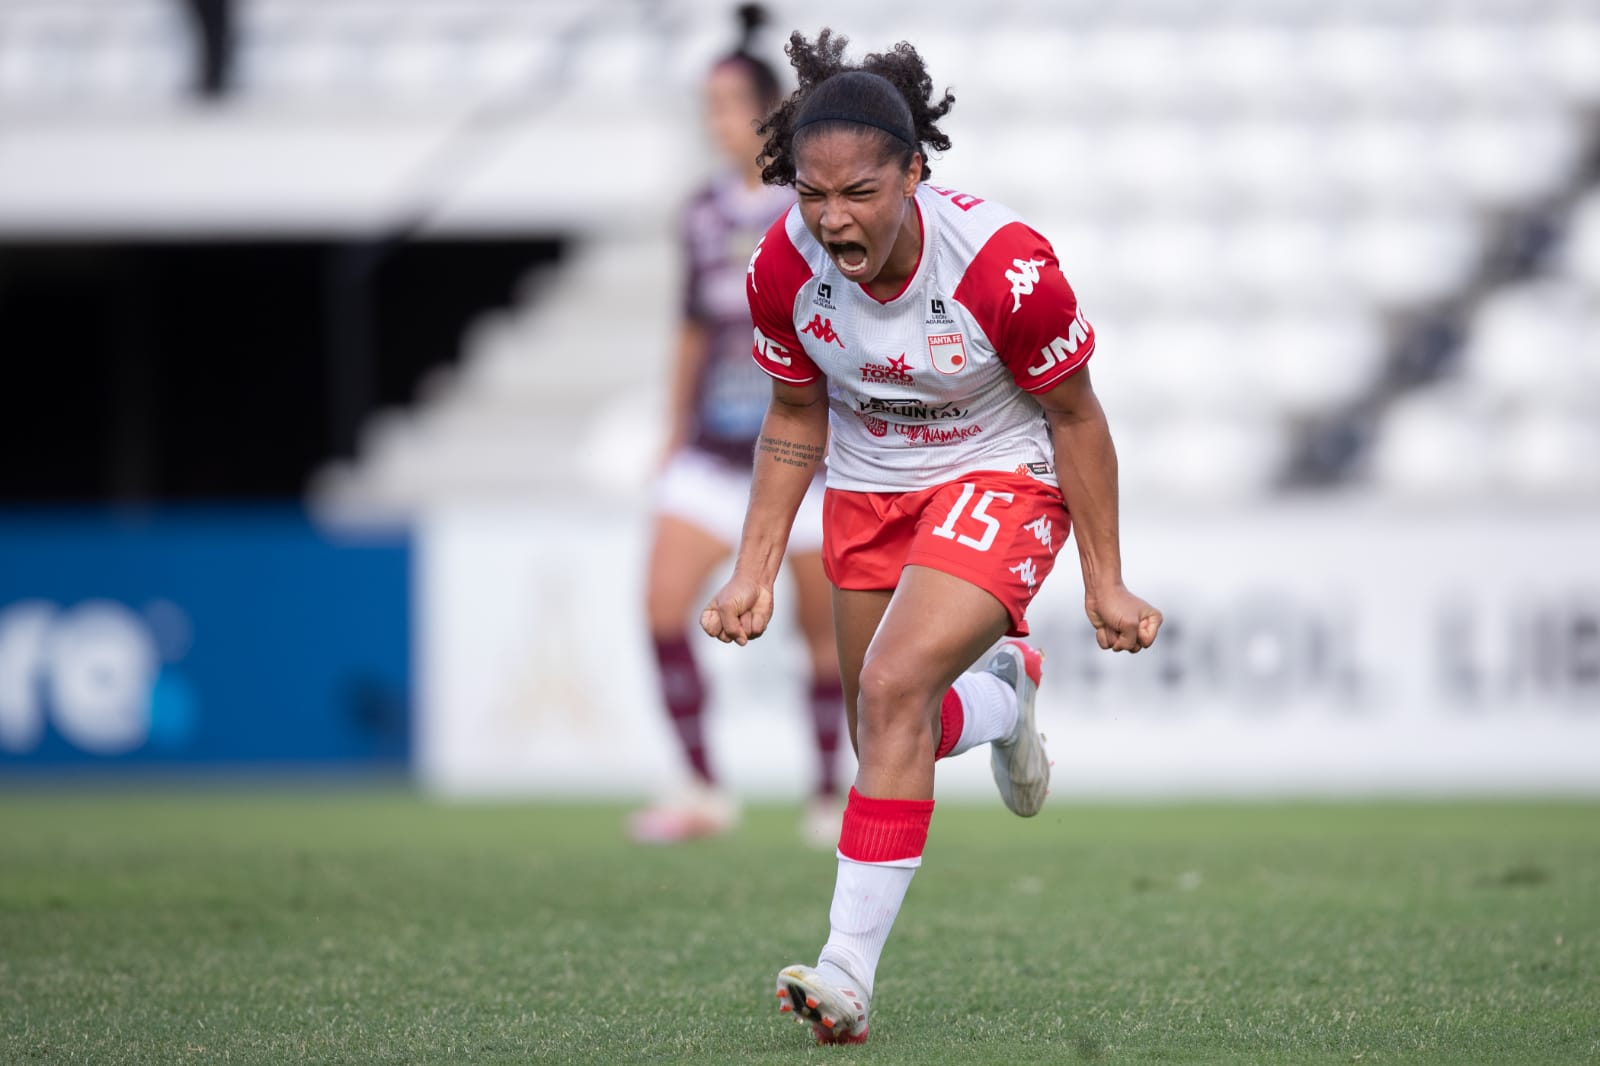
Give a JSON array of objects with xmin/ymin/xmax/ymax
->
[
  {"xmin": 947, "ymin": 671, "xmax": 1018, "ymax": 757},
  {"xmin": 816, "ymin": 854, "xmax": 919, "ymax": 1001}
]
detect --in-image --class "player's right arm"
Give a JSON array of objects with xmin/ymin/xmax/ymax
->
[{"xmin": 701, "ymin": 376, "xmax": 828, "ymax": 645}]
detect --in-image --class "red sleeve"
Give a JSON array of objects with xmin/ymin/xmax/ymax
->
[
  {"xmin": 746, "ymin": 213, "xmax": 822, "ymax": 386},
  {"xmin": 952, "ymin": 222, "xmax": 1096, "ymax": 393}
]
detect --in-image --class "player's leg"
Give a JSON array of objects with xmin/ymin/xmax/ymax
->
[
  {"xmin": 781, "ymin": 569, "xmax": 1009, "ymax": 1042},
  {"xmin": 790, "ymin": 549, "xmax": 846, "ymax": 838},
  {"xmin": 644, "ymin": 511, "xmax": 733, "ymax": 787},
  {"xmin": 630, "ymin": 454, "xmax": 741, "ymax": 844},
  {"xmin": 779, "ymin": 476, "xmax": 1064, "ymax": 1041}
]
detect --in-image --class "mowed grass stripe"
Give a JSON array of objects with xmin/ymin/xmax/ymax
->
[{"xmin": 1, "ymin": 794, "xmax": 1596, "ymax": 1065}]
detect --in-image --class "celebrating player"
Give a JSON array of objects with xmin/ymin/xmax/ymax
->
[
  {"xmin": 700, "ymin": 29, "xmax": 1162, "ymax": 1044},
  {"xmin": 630, "ymin": 6, "xmax": 847, "ymax": 848}
]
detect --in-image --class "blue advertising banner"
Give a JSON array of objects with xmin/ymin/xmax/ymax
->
[{"xmin": 0, "ymin": 511, "xmax": 410, "ymax": 771}]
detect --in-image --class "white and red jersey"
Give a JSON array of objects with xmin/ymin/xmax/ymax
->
[{"xmin": 746, "ymin": 183, "xmax": 1095, "ymax": 492}]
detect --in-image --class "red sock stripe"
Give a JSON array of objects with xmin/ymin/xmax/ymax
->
[
  {"xmin": 934, "ymin": 687, "xmax": 963, "ymax": 760},
  {"xmin": 836, "ymin": 787, "xmax": 934, "ymax": 863}
]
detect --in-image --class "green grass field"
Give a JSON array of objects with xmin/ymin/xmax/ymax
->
[{"xmin": 1, "ymin": 793, "xmax": 1596, "ymax": 1065}]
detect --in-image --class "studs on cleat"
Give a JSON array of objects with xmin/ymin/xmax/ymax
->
[
  {"xmin": 779, "ymin": 1004, "xmax": 792, "ymax": 1013},
  {"xmin": 776, "ymin": 989, "xmax": 788, "ymax": 999},
  {"xmin": 805, "ymin": 996, "xmax": 819, "ymax": 1009},
  {"xmin": 821, "ymin": 1016, "xmax": 836, "ymax": 1029}
]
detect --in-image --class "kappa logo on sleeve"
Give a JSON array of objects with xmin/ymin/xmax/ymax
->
[{"xmin": 1006, "ymin": 257, "xmax": 1048, "ymax": 313}]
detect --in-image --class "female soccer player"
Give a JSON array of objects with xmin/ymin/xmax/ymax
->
[
  {"xmin": 630, "ymin": 6, "xmax": 847, "ymax": 847},
  {"xmin": 700, "ymin": 29, "xmax": 1163, "ymax": 1044}
]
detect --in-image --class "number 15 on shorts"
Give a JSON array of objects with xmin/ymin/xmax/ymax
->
[{"xmin": 931, "ymin": 483, "xmax": 1014, "ymax": 552}]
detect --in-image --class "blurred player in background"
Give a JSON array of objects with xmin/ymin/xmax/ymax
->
[
  {"xmin": 629, "ymin": 6, "xmax": 847, "ymax": 848},
  {"xmin": 701, "ymin": 29, "xmax": 1162, "ymax": 1044}
]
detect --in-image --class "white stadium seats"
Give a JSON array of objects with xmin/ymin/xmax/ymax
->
[{"xmin": 0, "ymin": 0, "xmax": 1595, "ymax": 505}]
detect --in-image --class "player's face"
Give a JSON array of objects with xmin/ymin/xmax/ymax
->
[
  {"xmin": 705, "ymin": 64, "xmax": 766, "ymax": 168},
  {"xmin": 793, "ymin": 129, "xmax": 923, "ymax": 292}
]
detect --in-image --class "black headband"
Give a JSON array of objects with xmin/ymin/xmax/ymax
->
[{"xmin": 792, "ymin": 109, "xmax": 917, "ymax": 149}]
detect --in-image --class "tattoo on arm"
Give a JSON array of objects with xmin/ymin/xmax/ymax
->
[{"xmin": 757, "ymin": 435, "xmax": 824, "ymax": 469}]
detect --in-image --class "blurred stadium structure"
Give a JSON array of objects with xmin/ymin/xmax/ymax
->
[
  {"xmin": 1, "ymin": 0, "xmax": 1597, "ymax": 506},
  {"xmin": 2, "ymin": 1, "xmax": 1598, "ymax": 794}
]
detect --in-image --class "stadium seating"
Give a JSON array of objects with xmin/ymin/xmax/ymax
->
[{"xmin": 1, "ymin": 0, "xmax": 1595, "ymax": 507}]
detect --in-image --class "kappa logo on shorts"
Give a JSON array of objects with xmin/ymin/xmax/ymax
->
[
  {"xmin": 801, "ymin": 314, "xmax": 846, "ymax": 348},
  {"xmin": 928, "ymin": 332, "xmax": 967, "ymax": 375},
  {"xmin": 861, "ymin": 354, "xmax": 914, "ymax": 385},
  {"xmin": 1023, "ymin": 516, "xmax": 1055, "ymax": 553},
  {"xmin": 1010, "ymin": 557, "xmax": 1040, "ymax": 591},
  {"xmin": 1006, "ymin": 257, "xmax": 1049, "ymax": 313}
]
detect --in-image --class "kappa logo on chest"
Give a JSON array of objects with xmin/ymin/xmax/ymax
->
[{"xmin": 801, "ymin": 314, "xmax": 846, "ymax": 349}]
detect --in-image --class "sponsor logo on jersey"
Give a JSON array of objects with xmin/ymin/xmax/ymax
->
[
  {"xmin": 859, "ymin": 413, "xmax": 889, "ymax": 438},
  {"xmin": 1026, "ymin": 309, "xmax": 1093, "ymax": 378},
  {"xmin": 801, "ymin": 314, "xmax": 846, "ymax": 348},
  {"xmin": 813, "ymin": 282, "xmax": 836, "ymax": 310},
  {"xmin": 928, "ymin": 185, "xmax": 985, "ymax": 212},
  {"xmin": 752, "ymin": 325, "xmax": 792, "ymax": 367},
  {"xmin": 1006, "ymin": 257, "xmax": 1049, "ymax": 313},
  {"xmin": 861, "ymin": 355, "xmax": 914, "ymax": 385},
  {"xmin": 857, "ymin": 397, "xmax": 969, "ymax": 422},
  {"xmin": 1014, "ymin": 461, "xmax": 1056, "ymax": 480},
  {"xmin": 928, "ymin": 331, "xmax": 967, "ymax": 375},
  {"xmin": 927, "ymin": 297, "xmax": 955, "ymax": 326},
  {"xmin": 746, "ymin": 237, "xmax": 764, "ymax": 292},
  {"xmin": 893, "ymin": 422, "xmax": 984, "ymax": 446}
]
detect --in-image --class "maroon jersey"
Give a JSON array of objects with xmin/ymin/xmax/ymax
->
[{"xmin": 681, "ymin": 171, "xmax": 796, "ymax": 465}]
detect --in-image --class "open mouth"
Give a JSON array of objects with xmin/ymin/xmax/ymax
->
[{"xmin": 828, "ymin": 241, "xmax": 870, "ymax": 276}]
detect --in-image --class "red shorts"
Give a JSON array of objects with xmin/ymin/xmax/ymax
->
[{"xmin": 822, "ymin": 472, "xmax": 1071, "ymax": 637}]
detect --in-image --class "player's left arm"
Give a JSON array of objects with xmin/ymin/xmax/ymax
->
[{"xmin": 1033, "ymin": 370, "xmax": 1161, "ymax": 653}]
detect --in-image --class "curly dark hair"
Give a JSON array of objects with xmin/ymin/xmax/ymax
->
[{"xmin": 757, "ymin": 28, "xmax": 955, "ymax": 187}]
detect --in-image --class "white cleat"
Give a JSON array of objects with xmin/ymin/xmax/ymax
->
[
  {"xmin": 774, "ymin": 964, "xmax": 870, "ymax": 1045},
  {"xmin": 626, "ymin": 781, "xmax": 739, "ymax": 844},
  {"xmin": 983, "ymin": 639, "xmax": 1050, "ymax": 817}
]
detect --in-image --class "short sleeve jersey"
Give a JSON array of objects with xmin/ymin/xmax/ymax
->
[
  {"xmin": 746, "ymin": 183, "xmax": 1095, "ymax": 492},
  {"xmin": 681, "ymin": 171, "xmax": 796, "ymax": 466}
]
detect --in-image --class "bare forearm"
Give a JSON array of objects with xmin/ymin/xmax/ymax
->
[
  {"xmin": 735, "ymin": 397, "xmax": 828, "ymax": 584},
  {"xmin": 1048, "ymin": 398, "xmax": 1123, "ymax": 595},
  {"xmin": 664, "ymin": 322, "xmax": 708, "ymax": 451}
]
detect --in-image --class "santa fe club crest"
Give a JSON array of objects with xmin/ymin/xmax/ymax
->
[{"xmin": 928, "ymin": 331, "xmax": 967, "ymax": 375}]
